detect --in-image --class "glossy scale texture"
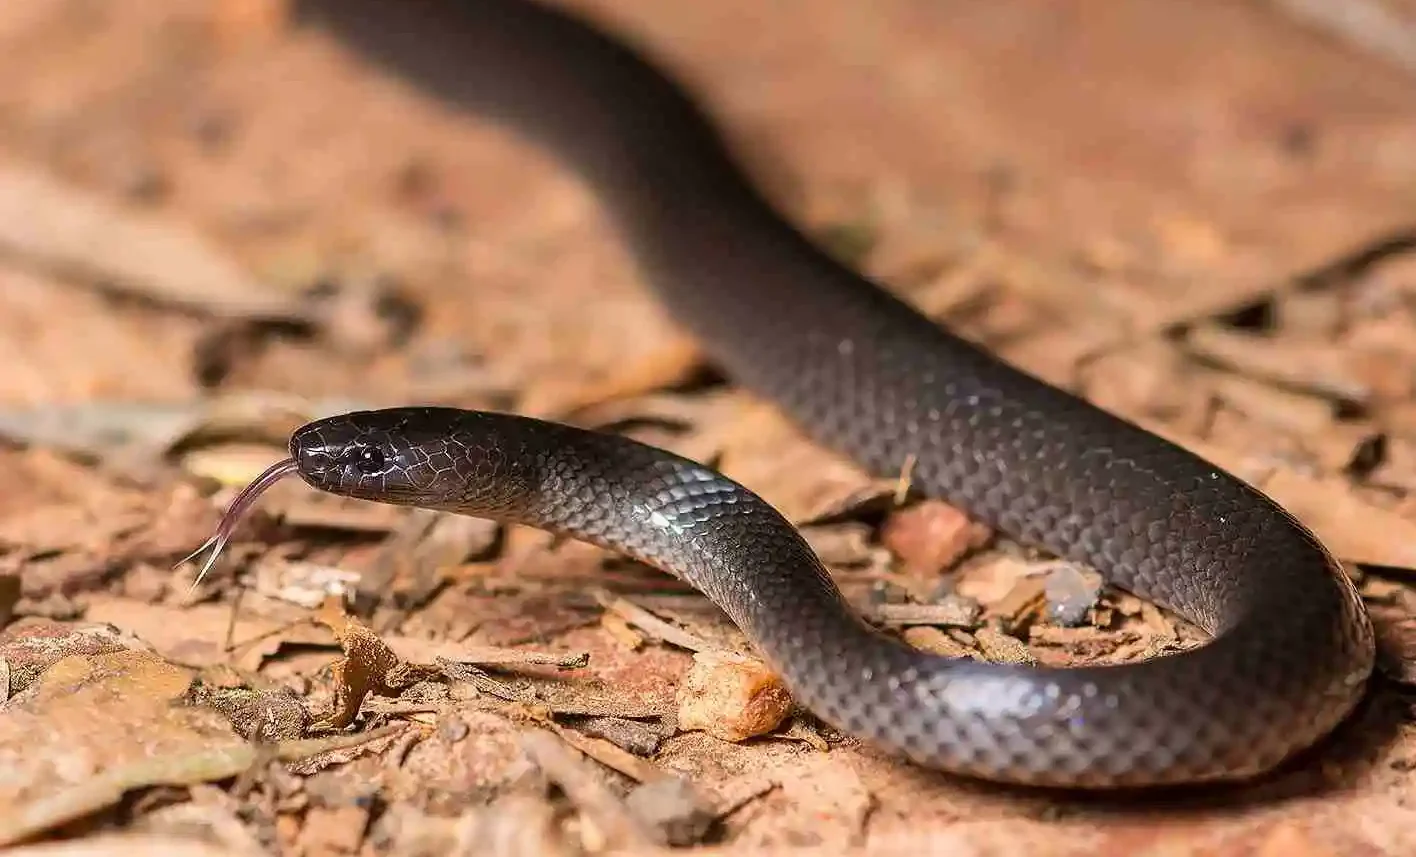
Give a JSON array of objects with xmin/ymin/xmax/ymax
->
[{"xmin": 289, "ymin": 0, "xmax": 1377, "ymax": 786}]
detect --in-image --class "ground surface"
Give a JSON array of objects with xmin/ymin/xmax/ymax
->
[{"xmin": 3, "ymin": 1, "xmax": 1416, "ymax": 855}]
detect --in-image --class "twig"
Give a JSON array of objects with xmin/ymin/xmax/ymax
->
[
  {"xmin": 518, "ymin": 707, "xmax": 669, "ymax": 785},
  {"xmin": 865, "ymin": 600, "xmax": 981, "ymax": 628},
  {"xmin": 441, "ymin": 646, "xmax": 589, "ymax": 670},
  {"xmin": 894, "ymin": 453, "xmax": 917, "ymax": 505},
  {"xmin": 591, "ymin": 589, "xmax": 717, "ymax": 653},
  {"xmin": 222, "ymin": 583, "xmax": 248, "ymax": 655},
  {"xmin": 222, "ymin": 614, "xmax": 317, "ymax": 655},
  {"xmin": 437, "ymin": 660, "xmax": 669, "ymax": 719},
  {"xmin": 518, "ymin": 730, "xmax": 663, "ymax": 849},
  {"xmin": 1270, "ymin": 0, "xmax": 1416, "ymax": 76}
]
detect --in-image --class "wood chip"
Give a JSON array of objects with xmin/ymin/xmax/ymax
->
[
  {"xmin": 599, "ymin": 612, "xmax": 647, "ymax": 650},
  {"xmin": 901, "ymin": 626, "xmax": 977, "ymax": 659},
  {"xmin": 865, "ymin": 598, "xmax": 982, "ymax": 628},
  {"xmin": 675, "ymin": 651, "xmax": 794, "ymax": 743},
  {"xmin": 437, "ymin": 660, "xmax": 669, "ymax": 720},
  {"xmin": 988, "ymin": 575, "xmax": 1049, "ymax": 627},
  {"xmin": 570, "ymin": 715, "xmax": 669, "ymax": 757},
  {"xmin": 973, "ymin": 627, "xmax": 1037, "ymax": 665},
  {"xmin": 438, "ymin": 647, "xmax": 589, "ymax": 671}
]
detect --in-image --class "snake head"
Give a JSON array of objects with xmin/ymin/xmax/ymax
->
[
  {"xmin": 180, "ymin": 406, "xmax": 531, "ymax": 586},
  {"xmin": 287, "ymin": 405, "xmax": 525, "ymax": 509},
  {"xmin": 177, "ymin": 407, "xmax": 466, "ymax": 587},
  {"xmin": 289, "ymin": 408, "xmax": 444, "ymax": 502}
]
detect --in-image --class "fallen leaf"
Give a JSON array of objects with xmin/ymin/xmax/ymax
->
[
  {"xmin": 0, "ymin": 164, "xmax": 304, "ymax": 321},
  {"xmin": 0, "ymin": 618, "xmax": 145, "ymax": 695},
  {"xmin": 308, "ymin": 596, "xmax": 439, "ymax": 730},
  {"xmin": 5, "ymin": 835, "xmax": 258, "ymax": 857},
  {"xmin": 0, "ymin": 649, "xmax": 233, "ymax": 845}
]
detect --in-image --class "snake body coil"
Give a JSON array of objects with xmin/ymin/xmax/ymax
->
[{"xmin": 222, "ymin": 0, "xmax": 1375, "ymax": 787}]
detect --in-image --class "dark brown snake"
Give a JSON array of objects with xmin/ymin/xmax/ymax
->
[{"xmin": 186, "ymin": 0, "xmax": 1376, "ymax": 788}]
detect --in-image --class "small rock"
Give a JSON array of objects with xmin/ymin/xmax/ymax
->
[
  {"xmin": 676, "ymin": 651, "xmax": 793, "ymax": 742},
  {"xmin": 1044, "ymin": 565, "xmax": 1104, "ymax": 627},
  {"xmin": 880, "ymin": 501, "xmax": 992, "ymax": 576}
]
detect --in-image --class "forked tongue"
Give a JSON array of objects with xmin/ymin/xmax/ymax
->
[{"xmin": 174, "ymin": 458, "xmax": 300, "ymax": 587}]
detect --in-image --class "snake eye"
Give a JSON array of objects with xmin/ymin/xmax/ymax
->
[{"xmin": 341, "ymin": 445, "xmax": 386, "ymax": 475}]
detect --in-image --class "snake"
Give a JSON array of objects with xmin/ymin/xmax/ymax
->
[{"xmin": 183, "ymin": 0, "xmax": 1376, "ymax": 788}]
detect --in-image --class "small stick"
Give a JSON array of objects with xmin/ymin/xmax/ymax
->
[{"xmin": 591, "ymin": 589, "xmax": 717, "ymax": 653}]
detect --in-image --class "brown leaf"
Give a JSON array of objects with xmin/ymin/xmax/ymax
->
[
  {"xmin": 308, "ymin": 596, "xmax": 437, "ymax": 731},
  {"xmin": 0, "ymin": 165, "xmax": 303, "ymax": 321},
  {"xmin": 0, "ymin": 618, "xmax": 144, "ymax": 695},
  {"xmin": 4, "ymin": 835, "xmax": 257, "ymax": 857},
  {"xmin": 0, "ymin": 649, "xmax": 233, "ymax": 845},
  {"xmin": 81, "ymin": 596, "xmax": 314, "ymax": 672}
]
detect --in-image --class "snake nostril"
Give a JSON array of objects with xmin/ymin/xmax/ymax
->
[{"xmin": 293, "ymin": 444, "xmax": 337, "ymax": 482}]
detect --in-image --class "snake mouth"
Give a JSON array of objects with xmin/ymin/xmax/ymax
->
[{"xmin": 173, "ymin": 457, "xmax": 300, "ymax": 587}]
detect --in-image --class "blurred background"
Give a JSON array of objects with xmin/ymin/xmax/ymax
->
[{"xmin": 1, "ymin": 1, "xmax": 1416, "ymax": 855}]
